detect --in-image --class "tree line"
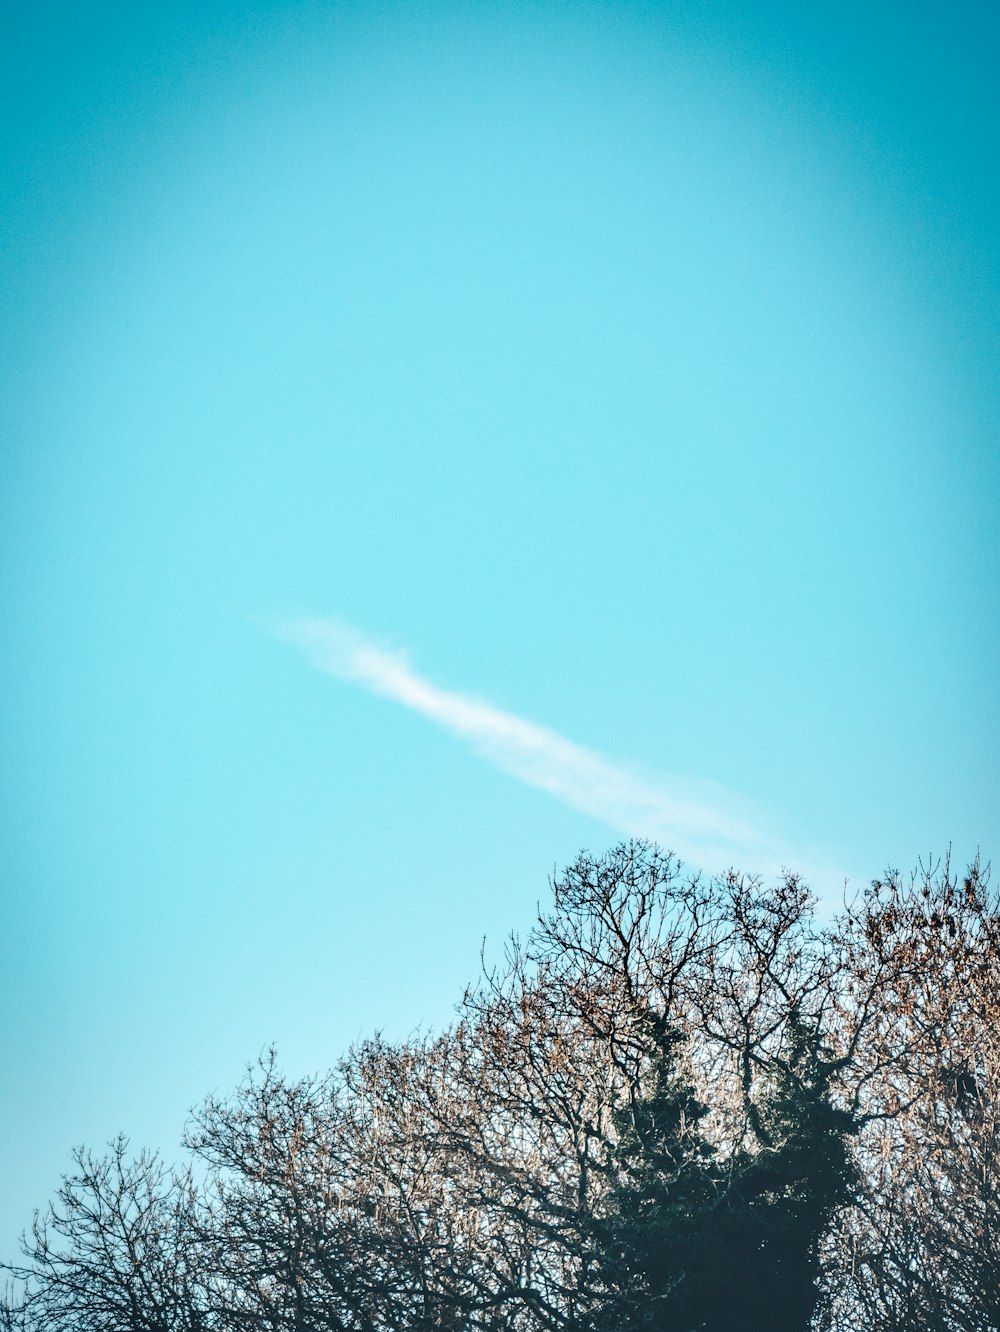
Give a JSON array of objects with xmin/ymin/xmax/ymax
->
[{"xmin": 3, "ymin": 842, "xmax": 998, "ymax": 1331}]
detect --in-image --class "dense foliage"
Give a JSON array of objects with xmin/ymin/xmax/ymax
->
[{"xmin": 3, "ymin": 843, "xmax": 997, "ymax": 1331}]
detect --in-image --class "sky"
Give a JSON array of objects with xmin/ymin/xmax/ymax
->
[{"xmin": 2, "ymin": 0, "xmax": 998, "ymax": 1261}]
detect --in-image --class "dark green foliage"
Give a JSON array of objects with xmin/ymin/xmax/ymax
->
[
  {"xmin": 720, "ymin": 1017, "xmax": 856, "ymax": 1332},
  {"xmin": 595, "ymin": 1027, "xmax": 718, "ymax": 1332},
  {"xmin": 734, "ymin": 1016, "xmax": 856, "ymax": 1331},
  {"xmin": 596, "ymin": 1015, "xmax": 855, "ymax": 1332}
]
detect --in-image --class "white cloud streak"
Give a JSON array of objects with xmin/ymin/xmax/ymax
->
[{"xmin": 280, "ymin": 617, "xmax": 841, "ymax": 884}]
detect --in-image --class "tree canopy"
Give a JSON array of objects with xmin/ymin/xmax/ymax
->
[{"xmin": 3, "ymin": 843, "xmax": 998, "ymax": 1331}]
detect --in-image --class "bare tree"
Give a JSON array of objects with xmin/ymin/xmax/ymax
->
[
  {"xmin": 1, "ymin": 1137, "xmax": 205, "ymax": 1332},
  {"xmin": 821, "ymin": 855, "xmax": 1000, "ymax": 1332}
]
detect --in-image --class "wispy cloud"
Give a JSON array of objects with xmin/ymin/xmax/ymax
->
[{"xmin": 280, "ymin": 616, "xmax": 843, "ymax": 886}]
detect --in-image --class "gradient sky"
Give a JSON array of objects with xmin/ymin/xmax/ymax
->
[{"xmin": 2, "ymin": 0, "xmax": 998, "ymax": 1260}]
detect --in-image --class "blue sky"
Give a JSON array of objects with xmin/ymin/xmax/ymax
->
[{"xmin": 2, "ymin": 0, "xmax": 998, "ymax": 1258}]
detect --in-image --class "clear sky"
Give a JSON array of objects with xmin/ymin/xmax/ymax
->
[{"xmin": 2, "ymin": 0, "xmax": 997, "ymax": 1260}]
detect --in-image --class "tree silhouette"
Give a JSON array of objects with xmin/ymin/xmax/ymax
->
[
  {"xmin": 3, "ymin": 844, "xmax": 996, "ymax": 1332},
  {"xmin": 594, "ymin": 1012, "xmax": 855, "ymax": 1332}
]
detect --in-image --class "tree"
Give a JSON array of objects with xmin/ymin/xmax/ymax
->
[
  {"xmin": 591, "ymin": 1011, "xmax": 855, "ymax": 1332},
  {"xmin": 0, "ymin": 1137, "xmax": 205, "ymax": 1332},
  {"xmin": 3, "ymin": 843, "xmax": 995, "ymax": 1332},
  {"xmin": 723, "ymin": 1012, "xmax": 855, "ymax": 1332},
  {"xmin": 822, "ymin": 855, "xmax": 1000, "ymax": 1332},
  {"xmin": 592, "ymin": 1023, "xmax": 719, "ymax": 1332}
]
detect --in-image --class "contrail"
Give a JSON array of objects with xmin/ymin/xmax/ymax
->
[{"xmin": 280, "ymin": 616, "xmax": 840, "ymax": 884}]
